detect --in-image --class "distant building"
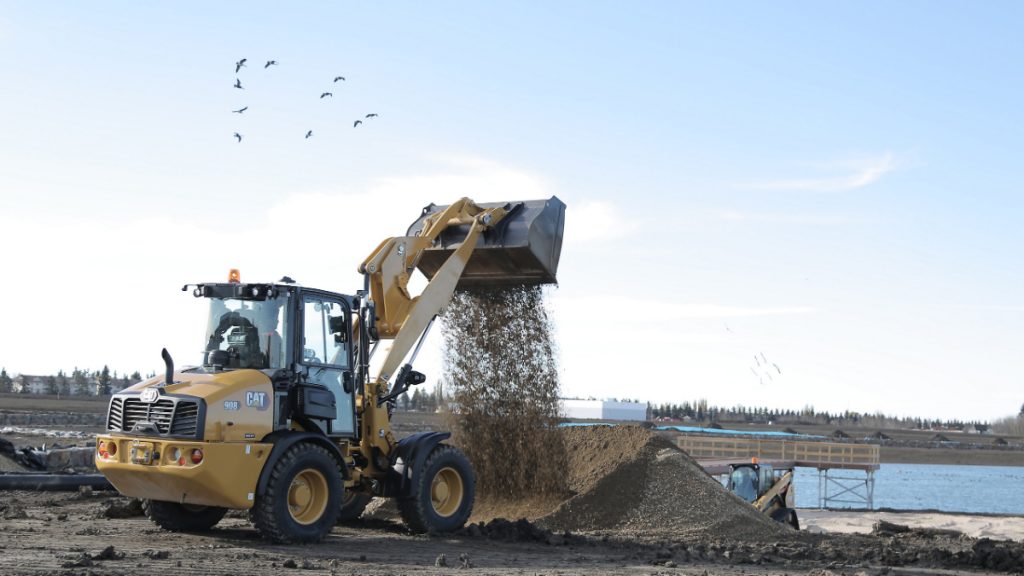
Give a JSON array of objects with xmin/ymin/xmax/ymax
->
[
  {"xmin": 12, "ymin": 374, "xmax": 48, "ymax": 394},
  {"xmin": 561, "ymin": 399, "xmax": 648, "ymax": 422}
]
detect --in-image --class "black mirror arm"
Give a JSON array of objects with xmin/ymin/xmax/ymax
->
[{"xmin": 377, "ymin": 363, "xmax": 425, "ymax": 406}]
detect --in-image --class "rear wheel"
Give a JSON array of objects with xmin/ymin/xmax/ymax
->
[
  {"xmin": 252, "ymin": 442, "xmax": 343, "ymax": 543},
  {"xmin": 143, "ymin": 499, "xmax": 227, "ymax": 532},
  {"xmin": 397, "ymin": 444, "xmax": 474, "ymax": 533}
]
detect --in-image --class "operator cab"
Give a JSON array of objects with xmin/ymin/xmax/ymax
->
[
  {"xmin": 185, "ymin": 272, "xmax": 365, "ymax": 438},
  {"xmin": 726, "ymin": 462, "xmax": 774, "ymax": 502}
]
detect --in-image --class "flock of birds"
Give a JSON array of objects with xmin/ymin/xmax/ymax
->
[
  {"xmin": 230, "ymin": 58, "xmax": 378, "ymax": 143},
  {"xmin": 725, "ymin": 322, "xmax": 785, "ymax": 386},
  {"xmin": 750, "ymin": 351, "xmax": 783, "ymax": 386}
]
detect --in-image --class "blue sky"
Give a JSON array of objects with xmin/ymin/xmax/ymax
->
[{"xmin": 1, "ymin": 2, "xmax": 1021, "ymax": 421}]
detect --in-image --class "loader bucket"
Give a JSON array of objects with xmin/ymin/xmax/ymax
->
[{"xmin": 406, "ymin": 196, "xmax": 565, "ymax": 288}]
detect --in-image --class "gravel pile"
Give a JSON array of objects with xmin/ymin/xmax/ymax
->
[{"xmin": 538, "ymin": 425, "xmax": 786, "ymax": 540}]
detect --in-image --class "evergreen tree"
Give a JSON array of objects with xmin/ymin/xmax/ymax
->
[
  {"xmin": 72, "ymin": 368, "xmax": 88, "ymax": 396},
  {"xmin": 98, "ymin": 365, "xmax": 112, "ymax": 396},
  {"xmin": 46, "ymin": 375, "xmax": 58, "ymax": 395},
  {"xmin": 56, "ymin": 370, "xmax": 69, "ymax": 396},
  {"xmin": 0, "ymin": 368, "xmax": 10, "ymax": 393}
]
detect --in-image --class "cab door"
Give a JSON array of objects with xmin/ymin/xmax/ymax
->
[{"xmin": 299, "ymin": 294, "xmax": 355, "ymax": 436}]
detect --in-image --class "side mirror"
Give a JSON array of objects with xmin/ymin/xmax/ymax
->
[{"xmin": 329, "ymin": 316, "xmax": 347, "ymax": 343}]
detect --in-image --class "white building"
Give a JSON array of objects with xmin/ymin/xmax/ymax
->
[
  {"xmin": 561, "ymin": 399, "xmax": 648, "ymax": 422},
  {"xmin": 13, "ymin": 375, "xmax": 49, "ymax": 394}
]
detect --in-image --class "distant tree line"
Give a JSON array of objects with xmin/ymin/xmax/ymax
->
[
  {"xmin": 395, "ymin": 384, "xmax": 445, "ymax": 412},
  {"xmin": 0, "ymin": 366, "xmax": 148, "ymax": 396},
  {"xmin": 650, "ymin": 399, "xmax": 1004, "ymax": 432}
]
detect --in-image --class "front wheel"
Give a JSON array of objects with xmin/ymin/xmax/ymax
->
[
  {"xmin": 143, "ymin": 500, "xmax": 227, "ymax": 532},
  {"xmin": 397, "ymin": 444, "xmax": 475, "ymax": 534},
  {"xmin": 251, "ymin": 442, "xmax": 343, "ymax": 543},
  {"xmin": 770, "ymin": 506, "xmax": 800, "ymax": 530}
]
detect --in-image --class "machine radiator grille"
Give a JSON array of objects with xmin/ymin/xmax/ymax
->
[{"xmin": 106, "ymin": 394, "xmax": 203, "ymax": 439}]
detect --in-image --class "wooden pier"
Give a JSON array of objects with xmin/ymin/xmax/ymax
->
[{"xmin": 672, "ymin": 434, "xmax": 880, "ymax": 508}]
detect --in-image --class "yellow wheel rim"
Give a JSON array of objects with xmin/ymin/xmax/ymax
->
[
  {"xmin": 430, "ymin": 466, "xmax": 464, "ymax": 518},
  {"xmin": 288, "ymin": 469, "xmax": 328, "ymax": 525}
]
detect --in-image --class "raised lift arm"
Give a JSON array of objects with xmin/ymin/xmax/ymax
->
[{"xmin": 355, "ymin": 198, "xmax": 512, "ymax": 466}]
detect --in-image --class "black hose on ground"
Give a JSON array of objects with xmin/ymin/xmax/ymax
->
[{"xmin": 0, "ymin": 474, "xmax": 113, "ymax": 491}]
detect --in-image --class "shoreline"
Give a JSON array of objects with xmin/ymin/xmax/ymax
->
[
  {"xmin": 799, "ymin": 508, "xmax": 1024, "ymax": 542},
  {"xmin": 881, "ymin": 445, "xmax": 1024, "ymax": 466}
]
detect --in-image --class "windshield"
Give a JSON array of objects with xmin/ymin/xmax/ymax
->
[
  {"xmin": 204, "ymin": 294, "xmax": 289, "ymax": 369},
  {"xmin": 729, "ymin": 467, "xmax": 758, "ymax": 502}
]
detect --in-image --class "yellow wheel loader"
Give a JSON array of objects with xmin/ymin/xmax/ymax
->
[{"xmin": 94, "ymin": 197, "xmax": 565, "ymax": 543}]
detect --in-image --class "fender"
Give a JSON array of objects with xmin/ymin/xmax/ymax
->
[
  {"xmin": 388, "ymin": 431, "xmax": 450, "ymax": 495},
  {"xmin": 256, "ymin": 431, "xmax": 350, "ymax": 498}
]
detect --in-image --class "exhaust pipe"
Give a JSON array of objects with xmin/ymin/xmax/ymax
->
[{"xmin": 161, "ymin": 348, "xmax": 174, "ymax": 385}]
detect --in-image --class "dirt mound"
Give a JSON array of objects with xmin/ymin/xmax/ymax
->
[{"xmin": 538, "ymin": 426, "xmax": 785, "ymax": 540}]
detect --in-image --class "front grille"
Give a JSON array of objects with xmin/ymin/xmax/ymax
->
[{"xmin": 107, "ymin": 393, "xmax": 203, "ymax": 439}]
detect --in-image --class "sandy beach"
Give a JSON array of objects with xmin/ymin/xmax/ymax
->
[{"xmin": 801, "ymin": 508, "xmax": 1024, "ymax": 542}]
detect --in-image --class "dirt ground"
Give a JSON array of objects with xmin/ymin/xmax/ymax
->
[
  {"xmin": 2, "ymin": 489, "xmax": 1024, "ymax": 576},
  {"xmin": 3, "ymin": 400, "xmax": 1024, "ymax": 574},
  {"xmin": 3, "ymin": 426, "xmax": 1024, "ymax": 575}
]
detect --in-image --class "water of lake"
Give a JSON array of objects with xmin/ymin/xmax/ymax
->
[{"xmin": 789, "ymin": 463, "xmax": 1024, "ymax": 515}]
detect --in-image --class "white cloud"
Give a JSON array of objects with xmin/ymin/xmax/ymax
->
[
  {"xmin": 741, "ymin": 152, "xmax": 897, "ymax": 193},
  {"xmin": 566, "ymin": 200, "xmax": 640, "ymax": 245},
  {"xmin": 553, "ymin": 294, "xmax": 815, "ymax": 322},
  {"xmin": 0, "ymin": 156, "xmax": 555, "ymax": 376},
  {"xmin": 715, "ymin": 210, "xmax": 858, "ymax": 225}
]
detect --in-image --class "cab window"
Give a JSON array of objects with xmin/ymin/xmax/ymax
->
[{"xmin": 301, "ymin": 298, "xmax": 349, "ymax": 368}]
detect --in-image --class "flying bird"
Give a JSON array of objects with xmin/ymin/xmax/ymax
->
[
  {"xmin": 233, "ymin": 133, "xmax": 242, "ymax": 142},
  {"xmin": 234, "ymin": 78, "xmax": 243, "ymax": 89},
  {"xmin": 365, "ymin": 113, "xmax": 378, "ymax": 118},
  {"xmin": 353, "ymin": 120, "xmax": 362, "ymax": 128},
  {"xmin": 305, "ymin": 130, "xmax": 313, "ymax": 139},
  {"xmin": 320, "ymin": 92, "xmax": 333, "ymax": 98},
  {"xmin": 264, "ymin": 60, "xmax": 277, "ymax": 68},
  {"xmin": 232, "ymin": 106, "xmax": 248, "ymax": 114},
  {"xmin": 235, "ymin": 59, "xmax": 247, "ymax": 73},
  {"xmin": 333, "ymin": 76, "xmax": 345, "ymax": 82}
]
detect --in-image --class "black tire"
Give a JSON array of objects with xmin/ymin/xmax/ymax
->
[
  {"xmin": 788, "ymin": 509, "xmax": 800, "ymax": 530},
  {"xmin": 251, "ymin": 442, "xmax": 343, "ymax": 543},
  {"xmin": 337, "ymin": 491, "xmax": 372, "ymax": 522},
  {"xmin": 397, "ymin": 444, "xmax": 475, "ymax": 534},
  {"xmin": 143, "ymin": 499, "xmax": 227, "ymax": 532},
  {"xmin": 770, "ymin": 506, "xmax": 800, "ymax": 530}
]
